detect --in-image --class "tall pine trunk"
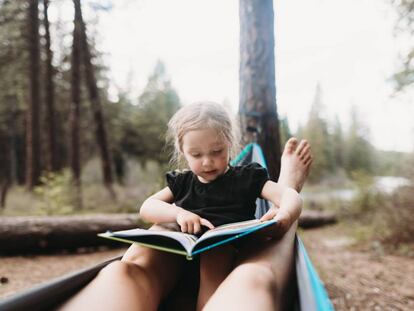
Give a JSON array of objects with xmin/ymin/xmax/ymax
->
[
  {"xmin": 239, "ymin": 0, "xmax": 281, "ymax": 181},
  {"xmin": 26, "ymin": 0, "xmax": 41, "ymax": 189},
  {"xmin": 42, "ymin": 0, "xmax": 57, "ymax": 172},
  {"xmin": 74, "ymin": 0, "xmax": 115, "ymax": 197},
  {"xmin": 70, "ymin": 1, "xmax": 82, "ymax": 209}
]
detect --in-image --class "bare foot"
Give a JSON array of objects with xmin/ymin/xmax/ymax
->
[{"xmin": 277, "ymin": 137, "xmax": 312, "ymax": 192}]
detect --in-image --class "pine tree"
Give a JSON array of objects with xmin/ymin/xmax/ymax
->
[
  {"xmin": 239, "ymin": 0, "xmax": 280, "ymax": 181},
  {"xmin": 303, "ymin": 84, "xmax": 333, "ymax": 182},
  {"xmin": 390, "ymin": 0, "xmax": 414, "ymax": 91},
  {"xmin": 26, "ymin": 0, "xmax": 42, "ymax": 189},
  {"xmin": 344, "ymin": 106, "xmax": 373, "ymax": 175}
]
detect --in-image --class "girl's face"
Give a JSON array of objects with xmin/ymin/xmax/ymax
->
[{"xmin": 181, "ymin": 128, "xmax": 230, "ymax": 183}]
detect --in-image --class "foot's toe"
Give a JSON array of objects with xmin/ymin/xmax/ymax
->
[
  {"xmin": 303, "ymin": 154, "xmax": 313, "ymax": 167},
  {"xmin": 283, "ymin": 137, "xmax": 298, "ymax": 154},
  {"xmin": 295, "ymin": 139, "xmax": 307, "ymax": 154},
  {"xmin": 299, "ymin": 145, "xmax": 311, "ymax": 158},
  {"xmin": 296, "ymin": 140, "xmax": 311, "ymax": 158}
]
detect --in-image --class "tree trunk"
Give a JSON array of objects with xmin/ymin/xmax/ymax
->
[
  {"xmin": 0, "ymin": 180, "xmax": 10, "ymax": 209},
  {"xmin": 239, "ymin": 0, "xmax": 281, "ymax": 181},
  {"xmin": 25, "ymin": 0, "xmax": 41, "ymax": 189},
  {"xmin": 42, "ymin": 0, "xmax": 57, "ymax": 172},
  {"xmin": 9, "ymin": 95, "xmax": 18, "ymax": 185},
  {"xmin": 70, "ymin": 1, "xmax": 83, "ymax": 209},
  {"xmin": 74, "ymin": 0, "xmax": 115, "ymax": 197},
  {"xmin": 1, "ymin": 130, "xmax": 11, "ymax": 209}
]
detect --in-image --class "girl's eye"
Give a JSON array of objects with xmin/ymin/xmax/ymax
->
[
  {"xmin": 212, "ymin": 149, "xmax": 223, "ymax": 154},
  {"xmin": 191, "ymin": 154, "xmax": 201, "ymax": 158}
]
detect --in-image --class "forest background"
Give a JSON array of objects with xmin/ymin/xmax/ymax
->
[{"xmin": 0, "ymin": 0, "xmax": 413, "ymax": 253}]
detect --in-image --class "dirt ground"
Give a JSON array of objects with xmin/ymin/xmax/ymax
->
[
  {"xmin": 0, "ymin": 248, "xmax": 127, "ymax": 300},
  {"xmin": 300, "ymin": 225, "xmax": 414, "ymax": 311},
  {"xmin": 1, "ymin": 224, "xmax": 413, "ymax": 310}
]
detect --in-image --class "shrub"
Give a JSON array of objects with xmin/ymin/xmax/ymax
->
[
  {"xmin": 347, "ymin": 171, "xmax": 414, "ymax": 250},
  {"xmin": 34, "ymin": 170, "xmax": 74, "ymax": 215}
]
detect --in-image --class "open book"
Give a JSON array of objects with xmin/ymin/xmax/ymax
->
[{"xmin": 99, "ymin": 219, "xmax": 277, "ymax": 260}]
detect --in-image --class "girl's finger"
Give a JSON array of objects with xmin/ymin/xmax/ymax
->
[
  {"xmin": 260, "ymin": 209, "xmax": 277, "ymax": 221},
  {"xmin": 187, "ymin": 222, "xmax": 194, "ymax": 234},
  {"xmin": 194, "ymin": 222, "xmax": 201, "ymax": 234},
  {"xmin": 200, "ymin": 218, "xmax": 215, "ymax": 230},
  {"xmin": 180, "ymin": 222, "xmax": 187, "ymax": 233}
]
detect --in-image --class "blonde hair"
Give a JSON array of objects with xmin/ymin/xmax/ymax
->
[{"xmin": 166, "ymin": 102, "xmax": 240, "ymax": 168}]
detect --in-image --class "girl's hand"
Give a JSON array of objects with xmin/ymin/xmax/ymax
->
[
  {"xmin": 260, "ymin": 207, "xmax": 293, "ymax": 239},
  {"xmin": 176, "ymin": 209, "xmax": 214, "ymax": 234}
]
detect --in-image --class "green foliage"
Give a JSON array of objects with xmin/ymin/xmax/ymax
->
[
  {"xmin": 34, "ymin": 170, "xmax": 74, "ymax": 215},
  {"xmin": 295, "ymin": 85, "xmax": 381, "ymax": 183},
  {"xmin": 0, "ymin": 1, "xmax": 29, "ymax": 184},
  {"xmin": 343, "ymin": 107, "xmax": 374, "ymax": 175},
  {"xmin": 340, "ymin": 170, "xmax": 414, "ymax": 251},
  {"xmin": 2, "ymin": 159, "xmax": 166, "ymax": 216},
  {"xmin": 373, "ymin": 149, "xmax": 414, "ymax": 177},
  {"xmin": 390, "ymin": 0, "xmax": 414, "ymax": 91},
  {"xmin": 382, "ymin": 185, "xmax": 414, "ymax": 245},
  {"xmin": 279, "ymin": 116, "xmax": 292, "ymax": 147},
  {"xmin": 331, "ymin": 116, "xmax": 345, "ymax": 168},
  {"xmin": 347, "ymin": 171, "xmax": 376, "ymax": 215},
  {"xmin": 300, "ymin": 84, "xmax": 334, "ymax": 182},
  {"xmin": 107, "ymin": 61, "xmax": 181, "ymax": 177}
]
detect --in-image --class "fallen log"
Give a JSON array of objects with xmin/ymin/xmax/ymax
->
[
  {"xmin": 0, "ymin": 210, "xmax": 336, "ymax": 254},
  {"xmin": 0, "ymin": 214, "xmax": 143, "ymax": 254},
  {"xmin": 298, "ymin": 210, "xmax": 337, "ymax": 228}
]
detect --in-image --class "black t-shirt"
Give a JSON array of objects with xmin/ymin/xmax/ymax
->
[{"xmin": 166, "ymin": 163, "xmax": 269, "ymax": 227}]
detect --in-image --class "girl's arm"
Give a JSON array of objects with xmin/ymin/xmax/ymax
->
[
  {"xmin": 139, "ymin": 187, "xmax": 181, "ymax": 224},
  {"xmin": 259, "ymin": 181, "xmax": 303, "ymax": 235},
  {"xmin": 139, "ymin": 187, "xmax": 214, "ymax": 233}
]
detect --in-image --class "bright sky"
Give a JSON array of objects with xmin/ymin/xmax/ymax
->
[{"xmin": 58, "ymin": 0, "xmax": 414, "ymax": 152}]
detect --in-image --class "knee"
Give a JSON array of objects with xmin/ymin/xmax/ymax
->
[
  {"xmin": 99, "ymin": 261, "xmax": 153, "ymax": 289},
  {"xmin": 100, "ymin": 260, "xmax": 129, "ymax": 277},
  {"xmin": 231, "ymin": 263, "xmax": 277, "ymax": 293},
  {"xmin": 122, "ymin": 243, "xmax": 149, "ymax": 265},
  {"xmin": 98, "ymin": 261, "xmax": 162, "ymax": 305}
]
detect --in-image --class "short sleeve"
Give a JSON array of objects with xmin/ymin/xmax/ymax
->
[
  {"xmin": 245, "ymin": 163, "xmax": 269, "ymax": 199},
  {"xmin": 166, "ymin": 170, "xmax": 182, "ymax": 198}
]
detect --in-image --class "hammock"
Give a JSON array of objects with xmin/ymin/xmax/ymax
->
[{"xmin": 0, "ymin": 143, "xmax": 334, "ymax": 311}]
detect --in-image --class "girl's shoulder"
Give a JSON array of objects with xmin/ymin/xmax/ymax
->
[
  {"xmin": 231, "ymin": 163, "xmax": 269, "ymax": 197},
  {"xmin": 231, "ymin": 162, "xmax": 269, "ymax": 181},
  {"xmin": 232, "ymin": 162, "xmax": 266, "ymax": 174},
  {"xmin": 166, "ymin": 168, "xmax": 192, "ymax": 175},
  {"xmin": 166, "ymin": 169, "xmax": 192, "ymax": 182},
  {"xmin": 166, "ymin": 169, "xmax": 193, "ymax": 195}
]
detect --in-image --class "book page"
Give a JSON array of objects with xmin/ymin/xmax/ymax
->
[
  {"xmin": 106, "ymin": 228, "xmax": 198, "ymax": 254},
  {"xmin": 195, "ymin": 219, "xmax": 276, "ymax": 245}
]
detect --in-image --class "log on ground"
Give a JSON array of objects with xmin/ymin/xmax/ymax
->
[
  {"xmin": 0, "ymin": 210, "xmax": 336, "ymax": 253},
  {"xmin": 298, "ymin": 210, "xmax": 337, "ymax": 228},
  {"xmin": 0, "ymin": 214, "xmax": 143, "ymax": 254}
]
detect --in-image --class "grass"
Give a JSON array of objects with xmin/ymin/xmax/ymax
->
[{"xmin": 1, "ymin": 159, "xmax": 165, "ymax": 216}]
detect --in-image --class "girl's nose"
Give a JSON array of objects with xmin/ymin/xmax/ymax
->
[{"xmin": 202, "ymin": 157, "xmax": 213, "ymax": 166}]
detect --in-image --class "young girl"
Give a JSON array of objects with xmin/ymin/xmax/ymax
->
[{"xmin": 139, "ymin": 102, "xmax": 303, "ymax": 310}]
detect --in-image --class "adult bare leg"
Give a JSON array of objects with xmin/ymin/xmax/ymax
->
[
  {"xmin": 196, "ymin": 245, "xmax": 237, "ymax": 311},
  {"xmin": 59, "ymin": 225, "xmax": 184, "ymax": 311},
  {"xmin": 204, "ymin": 138, "xmax": 312, "ymax": 311}
]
